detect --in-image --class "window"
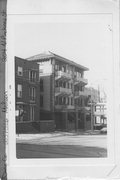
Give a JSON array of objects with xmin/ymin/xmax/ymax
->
[
  {"xmin": 40, "ymin": 95, "xmax": 43, "ymax": 107},
  {"xmin": 69, "ymin": 67, "xmax": 73, "ymax": 74},
  {"xmin": 96, "ymin": 117, "xmax": 101, "ymax": 124},
  {"xmin": 63, "ymin": 97, "xmax": 66, "ymax": 105},
  {"xmin": 55, "ymin": 96, "xmax": 59, "ymax": 105},
  {"xmin": 16, "ymin": 105, "xmax": 24, "ymax": 122},
  {"xmin": 29, "ymin": 70, "xmax": 37, "ymax": 82},
  {"xmin": 63, "ymin": 82, "xmax": 66, "ymax": 88},
  {"xmin": 40, "ymin": 79, "xmax": 44, "ymax": 91},
  {"xmin": 30, "ymin": 105, "xmax": 35, "ymax": 121},
  {"xmin": 62, "ymin": 65, "xmax": 66, "ymax": 72},
  {"xmin": 75, "ymin": 99, "xmax": 78, "ymax": 106},
  {"xmin": 55, "ymin": 64, "xmax": 59, "ymax": 70},
  {"xmin": 67, "ymin": 82, "xmax": 69, "ymax": 89},
  {"xmin": 59, "ymin": 97, "xmax": 62, "ymax": 105},
  {"xmin": 79, "ymin": 86, "xmax": 83, "ymax": 91},
  {"xmin": 67, "ymin": 97, "xmax": 69, "ymax": 105},
  {"xmin": 17, "ymin": 66, "xmax": 23, "ymax": 76},
  {"xmin": 71, "ymin": 97, "xmax": 73, "ymax": 105},
  {"xmin": 59, "ymin": 81, "xmax": 62, "ymax": 87},
  {"xmin": 59, "ymin": 65, "xmax": 62, "ymax": 71},
  {"xmin": 17, "ymin": 84, "xmax": 22, "ymax": 98},
  {"xmin": 29, "ymin": 87, "xmax": 36, "ymax": 101},
  {"xmin": 40, "ymin": 69, "xmax": 43, "ymax": 73}
]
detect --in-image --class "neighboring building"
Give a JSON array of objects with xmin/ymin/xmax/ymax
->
[
  {"xmin": 85, "ymin": 87, "xmax": 107, "ymax": 130},
  {"xmin": 93, "ymin": 102, "xmax": 107, "ymax": 130},
  {"xmin": 15, "ymin": 56, "xmax": 40, "ymax": 133},
  {"xmin": 27, "ymin": 51, "xmax": 91, "ymax": 132}
]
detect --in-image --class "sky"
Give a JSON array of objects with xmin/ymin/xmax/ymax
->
[{"xmin": 14, "ymin": 18, "xmax": 112, "ymax": 93}]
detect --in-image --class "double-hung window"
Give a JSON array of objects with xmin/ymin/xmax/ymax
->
[
  {"xmin": 17, "ymin": 84, "xmax": 22, "ymax": 98},
  {"xmin": 30, "ymin": 87, "xmax": 36, "ymax": 101},
  {"xmin": 17, "ymin": 66, "xmax": 23, "ymax": 76},
  {"xmin": 29, "ymin": 70, "xmax": 37, "ymax": 82}
]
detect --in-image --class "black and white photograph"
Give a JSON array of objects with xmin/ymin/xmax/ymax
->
[{"xmin": 15, "ymin": 19, "xmax": 110, "ymax": 159}]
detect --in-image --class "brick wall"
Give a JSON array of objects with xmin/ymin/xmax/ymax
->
[
  {"xmin": 16, "ymin": 122, "xmax": 40, "ymax": 134},
  {"xmin": 40, "ymin": 76, "xmax": 51, "ymax": 111},
  {"xmin": 40, "ymin": 120, "xmax": 55, "ymax": 132},
  {"xmin": 15, "ymin": 57, "xmax": 40, "ymax": 123}
]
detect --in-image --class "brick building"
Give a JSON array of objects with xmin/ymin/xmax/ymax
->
[
  {"xmin": 27, "ymin": 51, "xmax": 91, "ymax": 132},
  {"xmin": 15, "ymin": 56, "xmax": 40, "ymax": 133}
]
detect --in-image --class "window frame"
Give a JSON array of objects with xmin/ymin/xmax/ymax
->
[
  {"xmin": 17, "ymin": 66, "xmax": 23, "ymax": 76},
  {"xmin": 29, "ymin": 70, "xmax": 37, "ymax": 82},
  {"xmin": 17, "ymin": 84, "xmax": 22, "ymax": 98},
  {"xmin": 29, "ymin": 87, "xmax": 36, "ymax": 101}
]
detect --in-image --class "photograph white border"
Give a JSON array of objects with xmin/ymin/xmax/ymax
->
[{"xmin": 6, "ymin": 0, "xmax": 120, "ymax": 179}]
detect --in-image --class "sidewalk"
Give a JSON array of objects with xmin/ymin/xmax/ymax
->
[
  {"xmin": 16, "ymin": 131, "xmax": 107, "ymax": 158},
  {"xmin": 16, "ymin": 130, "xmax": 102, "ymax": 141}
]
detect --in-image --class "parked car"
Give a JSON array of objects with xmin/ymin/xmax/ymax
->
[{"xmin": 100, "ymin": 127, "xmax": 107, "ymax": 134}]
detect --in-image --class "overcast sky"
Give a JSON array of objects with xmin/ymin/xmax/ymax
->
[{"xmin": 14, "ymin": 17, "xmax": 112, "ymax": 92}]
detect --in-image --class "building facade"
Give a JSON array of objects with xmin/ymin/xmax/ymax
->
[
  {"xmin": 85, "ymin": 87, "xmax": 107, "ymax": 130},
  {"xmin": 27, "ymin": 51, "xmax": 91, "ymax": 132},
  {"xmin": 93, "ymin": 102, "xmax": 107, "ymax": 130},
  {"xmin": 15, "ymin": 56, "xmax": 40, "ymax": 133}
]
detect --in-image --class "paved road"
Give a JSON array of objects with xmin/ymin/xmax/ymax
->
[{"xmin": 16, "ymin": 133, "xmax": 107, "ymax": 158}]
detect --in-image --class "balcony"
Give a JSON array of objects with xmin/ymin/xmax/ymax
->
[
  {"xmin": 94, "ymin": 111, "xmax": 106, "ymax": 116},
  {"xmin": 55, "ymin": 104, "xmax": 74, "ymax": 110},
  {"xmin": 55, "ymin": 87, "xmax": 72, "ymax": 96},
  {"xmin": 55, "ymin": 71, "xmax": 72, "ymax": 81},
  {"xmin": 74, "ymin": 76, "xmax": 88, "ymax": 85},
  {"xmin": 74, "ymin": 91, "xmax": 88, "ymax": 98}
]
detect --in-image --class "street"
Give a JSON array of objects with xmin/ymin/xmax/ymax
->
[{"xmin": 16, "ymin": 132, "xmax": 107, "ymax": 158}]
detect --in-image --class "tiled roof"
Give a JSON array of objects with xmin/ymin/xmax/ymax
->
[
  {"xmin": 26, "ymin": 51, "xmax": 53, "ymax": 61},
  {"xmin": 27, "ymin": 51, "xmax": 89, "ymax": 71}
]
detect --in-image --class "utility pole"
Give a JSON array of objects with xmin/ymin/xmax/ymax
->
[
  {"xmin": 90, "ymin": 101, "xmax": 94, "ymax": 131},
  {"xmin": 90, "ymin": 88, "xmax": 94, "ymax": 131},
  {"xmin": 75, "ymin": 106, "xmax": 78, "ymax": 131}
]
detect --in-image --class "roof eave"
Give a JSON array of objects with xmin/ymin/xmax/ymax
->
[{"xmin": 54, "ymin": 56, "xmax": 89, "ymax": 71}]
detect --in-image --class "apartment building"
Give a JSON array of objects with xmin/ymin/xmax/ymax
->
[
  {"xmin": 15, "ymin": 56, "xmax": 40, "ymax": 133},
  {"xmin": 85, "ymin": 87, "xmax": 107, "ymax": 130},
  {"xmin": 93, "ymin": 102, "xmax": 107, "ymax": 130},
  {"xmin": 27, "ymin": 51, "xmax": 90, "ymax": 132}
]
